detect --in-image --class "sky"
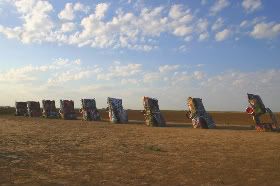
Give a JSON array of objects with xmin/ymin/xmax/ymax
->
[{"xmin": 0, "ymin": 0, "xmax": 279, "ymax": 111}]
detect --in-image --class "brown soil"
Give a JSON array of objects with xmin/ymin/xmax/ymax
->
[{"xmin": 1, "ymin": 112, "xmax": 280, "ymax": 186}]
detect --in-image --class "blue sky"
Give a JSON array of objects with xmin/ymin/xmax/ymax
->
[{"xmin": 0, "ymin": 0, "xmax": 279, "ymax": 111}]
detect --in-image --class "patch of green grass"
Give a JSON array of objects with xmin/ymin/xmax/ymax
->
[{"xmin": 144, "ymin": 145, "xmax": 163, "ymax": 152}]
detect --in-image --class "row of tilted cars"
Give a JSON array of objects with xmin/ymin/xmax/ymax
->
[
  {"xmin": 15, "ymin": 98, "xmax": 117, "ymax": 121},
  {"xmin": 15, "ymin": 97, "xmax": 166, "ymax": 126},
  {"xmin": 14, "ymin": 97, "xmax": 181, "ymax": 127},
  {"xmin": 14, "ymin": 94, "xmax": 279, "ymax": 131}
]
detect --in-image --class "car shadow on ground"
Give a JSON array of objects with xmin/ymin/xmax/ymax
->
[
  {"xmin": 215, "ymin": 125, "xmax": 253, "ymax": 131},
  {"xmin": 166, "ymin": 123, "xmax": 193, "ymax": 128},
  {"xmin": 127, "ymin": 120, "xmax": 254, "ymax": 131},
  {"xmin": 166, "ymin": 122, "xmax": 253, "ymax": 131}
]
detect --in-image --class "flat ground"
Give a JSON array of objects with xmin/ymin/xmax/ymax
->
[{"xmin": 1, "ymin": 111, "xmax": 280, "ymax": 186}]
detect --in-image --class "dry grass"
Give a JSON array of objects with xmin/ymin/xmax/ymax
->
[{"xmin": 1, "ymin": 114, "xmax": 280, "ymax": 186}]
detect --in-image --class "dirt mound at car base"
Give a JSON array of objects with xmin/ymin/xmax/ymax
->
[{"xmin": 99, "ymin": 110, "xmax": 280, "ymax": 125}]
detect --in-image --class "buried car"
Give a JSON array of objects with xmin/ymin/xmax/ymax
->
[
  {"xmin": 59, "ymin": 100, "xmax": 76, "ymax": 120},
  {"xmin": 142, "ymin": 97, "xmax": 166, "ymax": 127},
  {"xmin": 42, "ymin": 100, "xmax": 59, "ymax": 118},
  {"xmin": 246, "ymin": 93, "xmax": 279, "ymax": 132},
  {"xmin": 107, "ymin": 97, "xmax": 128, "ymax": 123},
  {"xmin": 80, "ymin": 99, "xmax": 101, "ymax": 121},
  {"xmin": 27, "ymin": 101, "xmax": 42, "ymax": 117},
  {"xmin": 15, "ymin": 102, "xmax": 28, "ymax": 116},
  {"xmin": 186, "ymin": 97, "xmax": 216, "ymax": 129}
]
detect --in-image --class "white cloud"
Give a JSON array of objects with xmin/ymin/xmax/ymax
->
[
  {"xmin": 58, "ymin": 2, "xmax": 89, "ymax": 21},
  {"xmin": 53, "ymin": 58, "xmax": 69, "ymax": 66},
  {"xmin": 196, "ymin": 18, "xmax": 209, "ymax": 41},
  {"xmin": 184, "ymin": 36, "xmax": 193, "ymax": 42},
  {"xmin": 177, "ymin": 45, "xmax": 189, "ymax": 52},
  {"xmin": 169, "ymin": 72, "xmax": 192, "ymax": 85},
  {"xmin": 121, "ymin": 78, "xmax": 140, "ymax": 85},
  {"xmin": 196, "ymin": 64, "xmax": 205, "ymax": 68},
  {"xmin": 0, "ymin": 2, "xmax": 194, "ymax": 51},
  {"xmin": 61, "ymin": 22, "xmax": 76, "ymax": 33},
  {"xmin": 67, "ymin": 3, "xmax": 145, "ymax": 50},
  {"xmin": 73, "ymin": 59, "xmax": 82, "ymax": 65},
  {"xmin": 193, "ymin": 71, "xmax": 205, "ymax": 80},
  {"xmin": 173, "ymin": 26, "xmax": 192, "ymax": 36},
  {"xmin": 143, "ymin": 72, "xmax": 161, "ymax": 83},
  {"xmin": 239, "ymin": 17, "xmax": 266, "ymax": 29},
  {"xmin": 45, "ymin": 59, "xmax": 100, "ymax": 86},
  {"xmin": 169, "ymin": 4, "xmax": 189, "ymax": 20},
  {"xmin": 159, "ymin": 65, "xmax": 180, "ymax": 73},
  {"xmin": 198, "ymin": 32, "xmax": 209, "ymax": 41},
  {"xmin": 0, "ymin": 0, "xmax": 86, "ymax": 47},
  {"xmin": 97, "ymin": 63, "xmax": 142, "ymax": 80},
  {"xmin": 53, "ymin": 58, "xmax": 82, "ymax": 66},
  {"xmin": 14, "ymin": 0, "xmax": 38, "ymax": 14},
  {"xmin": 0, "ymin": 0, "xmax": 54, "ymax": 44},
  {"xmin": 109, "ymin": 63, "xmax": 142, "ymax": 77},
  {"xmin": 210, "ymin": 0, "xmax": 230, "ymax": 15},
  {"xmin": 215, "ymin": 28, "xmax": 231, "ymax": 41},
  {"xmin": 58, "ymin": 3, "xmax": 75, "ymax": 21},
  {"xmin": 0, "ymin": 58, "xmax": 80, "ymax": 83},
  {"xmin": 252, "ymin": 17, "xmax": 266, "ymax": 25},
  {"xmin": 21, "ymin": 0, "xmax": 54, "ymax": 43},
  {"xmin": 250, "ymin": 22, "xmax": 280, "ymax": 39},
  {"xmin": 0, "ymin": 26, "xmax": 22, "ymax": 39},
  {"xmin": 240, "ymin": 20, "xmax": 249, "ymax": 28},
  {"xmin": 168, "ymin": 5, "xmax": 193, "ymax": 37},
  {"xmin": 0, "ymin": 1, "xmax": 277, "ymax": 51},
  {"xmin": 242, "ymin": 0, "xmax": 262, "ymax": 13},
  {"xmin": 66, "ymin": 3, "xmax": 194, "ymax": 51},
  {"xmin": 74, "ymin": 2, "xmax": 90, "ymax": 13},
  {"xmin": 0, "ymin": 65, "xmax": 38, "ymax": 82},
  {"xmin": 169, "ymin": 4, "xmax": 181, "ymax": 19},
  {"xmin": 206, "ymin": 70, "xmax": 280, "ymax": 91},
  {"xmin": 196, "ymin": 18, "xmax": 208, "ymax": 33},
  {"xmin": 138, "ymin": 6, "xmax": 167, "ymax": 37},
  {"xmin": 95, "ymin": 3, "xmax": 109, "ymax": 19},
  {"xmin": 212, "ymin": 17, "xmax": 224, "ymax": 31},
  {"xmin": 47, "ymin": 70, "xmax": 94, "ymax": 85}
]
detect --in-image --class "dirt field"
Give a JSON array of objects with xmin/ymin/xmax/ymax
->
[{"xmin": 1, "ymin": 112, "xmax": 280, "ymax": 185}]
